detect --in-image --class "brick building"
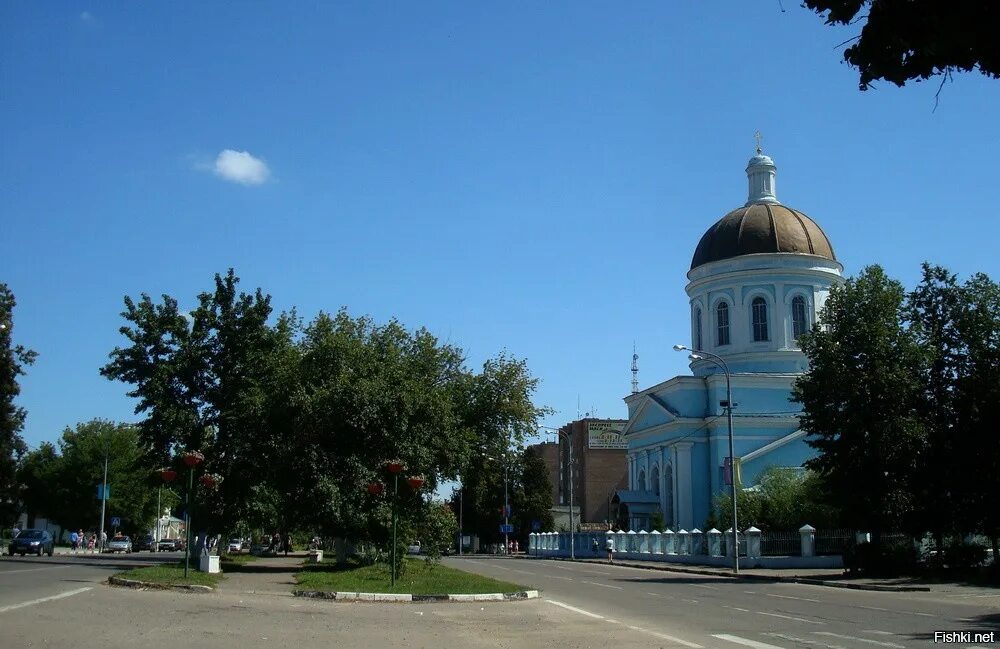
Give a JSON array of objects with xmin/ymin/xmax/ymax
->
[{"xmin": 552, "ymin": 418, "xmax": 629, "ymax": 527}]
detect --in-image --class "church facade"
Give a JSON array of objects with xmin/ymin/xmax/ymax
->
[{"xmin": 618, "ymin": 149, "xmax": 843, "ymax": 531}]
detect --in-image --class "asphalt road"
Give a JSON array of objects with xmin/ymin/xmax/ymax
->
[
  {"xmin": 444, "ymin": 556, "xmax": 1000, "ymax": 649},
  {"xmin": 3, "ymin": 552, "xmax": 998, "ymax": 649}
]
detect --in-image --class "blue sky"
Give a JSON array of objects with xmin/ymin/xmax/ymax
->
[{"xmin": 3, "ymin": 2, "xmax": 999, "ymax": 452}]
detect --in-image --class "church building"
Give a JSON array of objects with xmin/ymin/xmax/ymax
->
[{"xmin": 617, "ymin": 146, "xmax": 843, "ymax": 531}]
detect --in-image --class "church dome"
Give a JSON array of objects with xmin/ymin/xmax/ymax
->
[
  {"xmin": 690, "ymin": 203, "xmax": 836, "ymax": 270},
  {"xmin": 689, "ymin": 147, "xmax": 836, "ymax": 271}
]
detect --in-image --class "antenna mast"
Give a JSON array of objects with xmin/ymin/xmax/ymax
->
[{"xmin": 631, "ymin": 343, "xmax": 639, "ymax": 394}]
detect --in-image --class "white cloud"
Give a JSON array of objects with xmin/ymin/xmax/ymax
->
[
  {"xmin": 80, "ymin": 11, "xmax": 95, "ymax": 22},
  {"xmin": 211, "ymin": 149, "xmax": 271, "ymax": 185}
]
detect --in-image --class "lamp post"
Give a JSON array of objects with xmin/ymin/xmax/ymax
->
[
  {"xmin": 181, "ymin": 450, "xmax": 204, "ymax": 578},
  {"xmin": 98, "ymin": 446, "xmax": 109, "ymax": 553},
  {"xmin": 674, "ymin": 344, "xmax": 739, "ymax": 574},
  {"xmin": 372, "ymin": 461, "xmax": 424, "ymax": 587},
  {"xmin": 539, "ymin": 425, "xmax": 575, "ymax": 560}
]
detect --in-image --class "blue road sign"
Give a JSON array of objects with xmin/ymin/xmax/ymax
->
[
  {"xmin": 111, "ymin": 517, "xmax": 121, "ymax": 527},
  {"xmin": 96, "ymin": 485, "xmax": 110, "ymax": 500},
  {"xmin": 499, "ymin": 523, "xmax": 514, "ymax": 534},
  {"xmin": 531, "ymin": 520, "xmax": 541, "ymax": 531}
]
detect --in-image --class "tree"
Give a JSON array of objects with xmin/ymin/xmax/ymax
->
[
  {"xmin": 907, "ymin": 264, "xmax": 964, "ymax": 545},
  {"xmin": 17, "ymin": 442, "xmax": 60, "ymax": 525},
  {"xmin": 512, "ymin": 445, "xmax": 554, "ymax": 541},
  {"xmin": 951, "ymin": 273, "xmax": 1000, "ymax": 560},
  {"xmin": 0, "ymin": 283, "xmax": 37, "ymax": 527},
  {"xmin": 804, "ymin": 1, "xmax": 1000, "ymax": 91},
  {"xmin": 792, "ymin": 265, "xmax": 926, "ymax": 548},
  {"xmin": 417, "ymin": 502, "xmax": 458, "ymax": 562}
]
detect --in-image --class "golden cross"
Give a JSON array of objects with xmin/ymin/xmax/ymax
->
[{"xmin": 754, "ymin": 131, "xmax": 763, "ymax": 154}]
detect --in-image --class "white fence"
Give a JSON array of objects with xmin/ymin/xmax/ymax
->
[{"xmin": 527, "ymin": 524, "xmax": 843, "ymax": 569}]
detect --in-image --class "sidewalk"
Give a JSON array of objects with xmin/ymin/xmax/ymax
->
[
  {"xmin": 535, "ymin": 555, "xmax": 1000, "ymax": 595},
  {"xmin": 215, "ymin": 553, "xmax": 305, "ymax": 596}
]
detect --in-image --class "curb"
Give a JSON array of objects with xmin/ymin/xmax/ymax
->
[
  {"xmin": 292, "ymin": 589, "xmax": 539, "ymax": 602},
  {"xmin": 107, "ymin": 576, "xmax": 214, "ymax": 593},
  {"xmin": 535, "ymin": 557, "xmax": 931, "ymax": 592}
]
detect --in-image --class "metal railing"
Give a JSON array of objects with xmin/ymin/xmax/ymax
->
[{"xmin": 760, "ymin": 530, "xmax": 801, "ymax": 556}]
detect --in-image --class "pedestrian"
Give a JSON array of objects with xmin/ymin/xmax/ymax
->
[
  {"xmin": 70, "ymin": 530, "xmax": 79, "ymax": 552},
  {"xmin": 606, "ymin": 534, "xmax": 615, "ymax": 564},
  {"xmin": 100, "ymin": 529, "xmax": 107, "ymax": 551}
]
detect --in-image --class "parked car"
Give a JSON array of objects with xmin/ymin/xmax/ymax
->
[
  {"xmin": 135, "ymin": 535, "xmax": 156, "ymax": 551},
  {"xmin": 8, "ymin": 529, "xmax": 55, "ymax": 557},
  {"xmin": 227, "ymin": 538, "xmax": 243, "ymax": 553},
  {"xmin": 157, "ymin": 538, "xmax": 179, "ymax": 552},
  {"xmin": 407, "ymin": 541, "xmax": 422, "ymax": 555},
  {"xmin": 105, "ymin": 536, "xmax": 133, "ymax": 553}
]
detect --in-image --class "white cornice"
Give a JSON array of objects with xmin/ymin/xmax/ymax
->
[{"xmin": 739, "ymin": 429, "xmax": 807, "ymax": 463}]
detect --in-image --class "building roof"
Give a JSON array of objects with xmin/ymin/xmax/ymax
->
[{"xmin": 690, "ymin": 202, "xmax": 836, "ymax": 270}]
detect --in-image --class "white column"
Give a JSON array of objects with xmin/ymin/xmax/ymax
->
[
  {"xmin": 674, "ymin": 442, "xmax": 694, "ymax": 530},
  {"xmin": 658, "ymin": 446, "xmax": 668, "ymax": 514},
  {"xmin": 775, "ymin": 283, "xmax": 787, "ymax": 349},
  {"xmin": 627, "ymin": 455, "xmax": 635, "ymax": 489}
]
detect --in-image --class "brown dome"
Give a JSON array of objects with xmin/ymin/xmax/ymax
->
[{"xmin": 690, "ymin": 203, "xmax": 836, "ymax": 270}]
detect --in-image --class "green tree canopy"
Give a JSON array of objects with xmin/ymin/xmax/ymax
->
[
  {"xmin": 0, "ymin": 283, "xmax": 37, "ymax": 527},
  {"xmin": 804, "ymin": 1, "xmax": 1000, "ymax": 91},
  {"xmin": 792, "ymin": 265, "xmax": 927, "ymax": 544}
]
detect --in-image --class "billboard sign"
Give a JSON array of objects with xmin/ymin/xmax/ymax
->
[{"xmin": 587, "ymin": 421, "xmax": 627, "ymax": 449}]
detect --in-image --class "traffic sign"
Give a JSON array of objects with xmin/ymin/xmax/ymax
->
[
  {"xmin": 111, "ymin": 517, "xmax": 121, "ymax": 527},
  {"xmin": 96, "ymin": 485, "xmax": 110, "ymax": 500},
  {"xmin": 531, "ymin": 520, "xmax": 541, "ymax": 531},
  {"xmin": 499, "ymin": 523, "xmax": 514, "ymax": 534}
]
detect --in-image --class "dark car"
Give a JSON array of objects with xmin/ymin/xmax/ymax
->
[
  {"xmin": 157, "ymin": 538, "xmax": 181, "ymax": 552},
  {"xmin": 135, "ymin": 535, "xmax": 156, "ymax": 551},
  {"xmin": 8, "ymin": 529, "xmax": 55, "ymax": 557}
]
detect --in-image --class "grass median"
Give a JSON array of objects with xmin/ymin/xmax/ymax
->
[
  {"xmin": 295, "ymin": 558, "xmax": 527, "ymax": 595},
  {"xmin": 116, "ymin": 560, "xmax": 224, "ymax": 587}
]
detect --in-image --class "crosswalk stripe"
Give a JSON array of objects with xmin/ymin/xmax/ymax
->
[
  {"xmin": 756, "ymin": 611, "xmax": 825, "ymax": 625},
  {"xmin": 713, "ymin": 634, "xmax": 786, "ymax": 649},
  {"xmin": 765, "ymin": 632, "xmax": 848, "ymax": 649},
  {"xmin": 814, "ymin": 632, "xmax": 906, "ymax": 648}
]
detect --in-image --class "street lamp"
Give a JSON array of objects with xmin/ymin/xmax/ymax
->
[
  {"xmin": 540, "ymin": 425, "xmax": 575, "ymax": 560},
  {"xmin": 674, "ymin": 343, "xmax": 739, "ymax": 574},
  {"xmin": 181, "ymin": 450, "xmax": 205, "ymax": 578},
  {"xmin": 371, "ymin": 461, "xmax": 424, "ymax": 587}
]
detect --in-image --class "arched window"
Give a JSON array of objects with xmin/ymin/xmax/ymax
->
[
  {"xmin": 651, "ymin": 466, "xmax": 660, "ymax": 496},
  {"xmin": 663, "ymin": 463, "xmax": 674, "ymax": 528},
  {"xmin": 792, "ymin": 295, "xmax": 807, "ymax": 339},
  {"xmin": 637, "ymin": 469, "xmax": 646, "ymax": 491},
  {"xmin": 752, "ymin": 297, "xmax": 769, "ymax": 342},
  {"xmin": 716, "ymin": 302, "xmax": 730, "ymax": 346},
  {"xmin": 694, "ymin": 307, "xmax": 703, "ymax": 350}
]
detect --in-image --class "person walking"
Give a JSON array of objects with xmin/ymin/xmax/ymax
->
[
  {"xmin": 70, "ymin": 530, "xmax": 79, "ymax": 552},
  {"xmin": 606, "ymin": 534, "xmax": 615, "ymax": 564}
]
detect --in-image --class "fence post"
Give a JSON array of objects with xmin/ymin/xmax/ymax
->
[
  {"xmin": 650, "ymin": 529, "xmax": 662, "ymax": 555},
  {"xmin": 664, "ymin": 529, "xmax": 676, "ymax": 555},
  {"xmin": 677, "ymin": 529, "xmax": 690, "ymax": 555},
  {"xmin": 745, "ymin": 526, "xmax": 761, "ymax": 559},
  {"xmin": 799, "ymin": 524, "xmax": 815, "ymax": 558},
  {"xmin": 707, "ymin": 528, "xmax": 722, "ymax": 556},
  {"xmin": 690, "ymin": 528, "xmax": 703, "ymax": 555}
]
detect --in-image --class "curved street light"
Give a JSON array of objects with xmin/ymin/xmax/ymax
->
[{"xmin": 674, "ymin": 344, "xmax": 739, "ymax": 574}]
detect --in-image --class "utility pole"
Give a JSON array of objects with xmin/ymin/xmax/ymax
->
[{"xmin": 98, "ymin": 451, "xmax": 108, "ymax": 552}]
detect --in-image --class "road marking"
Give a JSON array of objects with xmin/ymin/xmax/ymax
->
[
  {"xmin": 681, "ymin": 598, "xmax": 699, "ymax": 604},
  {"xmin": 628, "ymin": 625, "xmax": 704, "ymax": 648},
  {"xmin": 0, "ymin": 587, "xmax": 92, "ymax": 614},
  {"xmin": 489, "ymin": 565, "xmax": 513, "ymax": 572},
  {"xmin": 723, "ymin": 605, "xmax": 750, "ymax": 612},
  {"xmin": 510, "ymin": 569, "xmax": 534, "ymax": 575},
  {"xmin": 0, "ymin": 565, "xmax": 71, "ymax": 575},
  {"xmin": 862, "ymin": 631, "xmax": 895, "ymax": 636},
  {"xmin": 581, "ymin": 580, "xmax": 623, "ymax": 590},
  {"xmin": 765, "ymin": 632, "xmax": 848, "ymax": 649},
  {"xmin": 858, "ymin": 605, "xmax": 889, "ymax": 611},
  {"xmin": 646, "ymin": 592, "xmax": 667, "ymax": 598},
  {"xmin": 713, "ymin": 633, "xmax": 785, "ymax": 649},
  {"xmin": 545, "ymin": 599, "xmax": 604, "ymax": 619},
  {"xmin": 910, "ymin": 612, "xmax": 936, "ymax": 617},
  {"xmin": 765, "ymin": 592, "xmax": 820, "ymax": 603},
  {"xmin": 692, "ymin": 583, "xmax": 719, "ymax": 590},
  {"xmin": 551, "ymin": 564, "xmax": 575, "ymax": 570},
  {"xmin": 743, "ymin": 590, "xmax": 758, "ymax": 594},
  {"xmin": 549, "ymin": 575, "xmax": 574, "ymax": 581},
  {"xmin": 813, "ymin": 632, "xmax": 905, "ymax": 648},
  {"xmin": 756, "ymin": 611, "xmax": 826, "ymax": 625}
]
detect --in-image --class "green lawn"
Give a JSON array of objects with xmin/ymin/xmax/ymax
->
[
  {"xmin": 116, "ymin": 560, "xmax": 224, "ymax": 587},
  {"xmin": 295, "ymin": 558, "xmax": 528, "ymax": 595},
  {"xmin": 220, "ymin": 552, "xmax": 258, "ymax": 566}
]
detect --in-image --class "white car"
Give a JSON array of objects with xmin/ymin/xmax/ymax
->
[
  {"xmin": 407, "ymin": 541, "xmax": 421, "ymax": 555},
  {"xmin": 105, "ymin": 536, "xmax": 132, "ymax": 553},
  {"xmin": 227, "ymin": 538, "xmax": 243, "ymax": 553}
]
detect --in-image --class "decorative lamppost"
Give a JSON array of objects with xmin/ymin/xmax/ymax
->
[
  {"xmin": 181, "ymin": 450, "xmax": 205, "ymax": 578},
  {"xmin": 159, "ymin": 468, "xmax": 178, "ymax": 549},
  {"xmin": 369, "ymin": 461, "xmax": 425, "ymax": 587}
]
